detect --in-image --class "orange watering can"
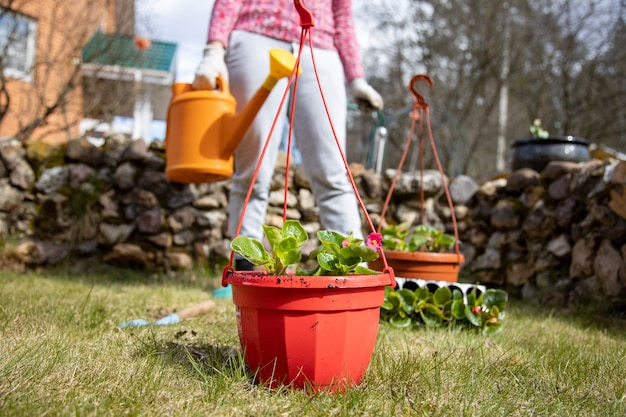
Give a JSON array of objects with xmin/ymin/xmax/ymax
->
[{"xmin": 165, "ymin": 48, "xmax": 298, "ymax": 183}]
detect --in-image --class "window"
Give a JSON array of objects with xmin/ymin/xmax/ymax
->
[{"xmin": 0, "ymin": 8, "xmax": 37, "ymax": 81}]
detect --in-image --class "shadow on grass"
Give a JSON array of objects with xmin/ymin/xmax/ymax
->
[
  {"xmin": 169, "ymin": 340, "xmax": 245, "ymax": 378},
  {"xmin": 507, "ymin": 295, "xmax": 626, "ymax": 340},
  {"xmin": 130, "ymin": 329, "xmax": 254, "ymax": 387}
]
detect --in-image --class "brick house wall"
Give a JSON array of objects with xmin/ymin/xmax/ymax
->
[{"xmin": 0, "ymin": 0, "xmax": 134, "ymax": 144}]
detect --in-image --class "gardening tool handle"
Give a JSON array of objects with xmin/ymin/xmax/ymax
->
[{"xmin": 175, "ymin": 300, "xmax": 216, "ymax": 320}]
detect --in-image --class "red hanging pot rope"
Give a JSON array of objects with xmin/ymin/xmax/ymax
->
[
  {"xmin": 223, "ymin": 54, "xmax": 298, "ymax": 274},
  {"xmin": 378, "ymin": 107, "xmax": 419, "ymax": 226},
  {"xmin": 223, "ymin": 0, "xmax": 393, "ymax": 282},
  {"xmin": 378, "ymin": 74, "xmax": 462, "ymax": 257},
  {"xmin": 220, "ymin": 0, "xmax": 396, "ymax": 392}
]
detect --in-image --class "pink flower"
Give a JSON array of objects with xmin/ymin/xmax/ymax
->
[
  {"xmin": 366, "ymin": 233, "xmax": 383, "ymax": 250},
  {"xmin": 342, "ymin": 240, "xmax": 349, "ymax": 247}
]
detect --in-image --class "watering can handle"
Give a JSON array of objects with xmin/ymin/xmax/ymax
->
[{"xmin": 215, "ymin": 75, "xmax": 231, "ymax": 95}]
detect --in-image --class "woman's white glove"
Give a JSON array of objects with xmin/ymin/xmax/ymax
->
[
  {"xmin": 349, "ymin": 78, "xmax": 384, "ymax": 112},
  {"xmin": 192, "ymin": 42, "xmax": 228, "ymax": 90}
]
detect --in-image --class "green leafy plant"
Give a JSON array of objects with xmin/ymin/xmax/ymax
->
[
  {"xmin": 530, "ymin": 118, "xmax": 549, "ymax": 139},
  {"xmin": 380, "ymin": 223, "xmax": 456, "ymax": 252},
  {"xmin": 380, "ymin": 285, "xmax": 508, "ymax": 335},
  {"xmin": 230, "ymin": 220, "xmax": 382, "ymax": 276}
]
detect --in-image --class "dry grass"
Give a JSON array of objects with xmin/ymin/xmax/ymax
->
[{"xmin": 1, "ymin": 262, "xmax": 625, "ymax": 416}]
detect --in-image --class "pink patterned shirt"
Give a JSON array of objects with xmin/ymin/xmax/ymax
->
[{"xmin": 207, "ymin": 0, "xmax": 365, "ymax": 81}]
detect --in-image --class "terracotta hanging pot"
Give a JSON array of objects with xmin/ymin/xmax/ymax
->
[
  {"xmin": 223, "ymin": 270, "xmax": 394, "ymax": 392},
  {"xmin": 370, "ymin": 251, "xmax": 464, "ymax": 283},
  {"xmin": 375, "ymin": 74, "xmax": 465, "ymax": 285}
]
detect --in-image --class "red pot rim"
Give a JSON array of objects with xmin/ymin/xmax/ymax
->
[{"xmin": 223, "ymin": 269, "xmax": 395, "ymax": 289}]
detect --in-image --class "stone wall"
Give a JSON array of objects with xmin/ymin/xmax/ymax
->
[
  {"xmin": 454, "ymin": 162, "xmax": 626, "ymax": 305},
  {"xmin": 1, "ymin": 135, "xmax": 625, "ymax": 304}
]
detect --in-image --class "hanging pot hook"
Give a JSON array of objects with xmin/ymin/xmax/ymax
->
[
  {"xmin": 294, "ymin": 0, "xmax": 315, "ymax": 28},
  {"xmin": 409, "ymin": 74, "xmax": 434, "ymax": 109}
]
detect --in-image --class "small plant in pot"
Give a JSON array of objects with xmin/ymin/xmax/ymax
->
[
  {"xmin": 510, "ymin": 118, "xmax": 591, "ymax": 172},
  {"xmin": 230, "ymin": 220, "xmax": 382, "ymax": 276},
  {"xmin": 529, "ymin": 118, "xmax": 550, "ymax": 139},
  {"xmin": 379, "ymin": 223, "xmax": 456, "ymax": 253},
  {"xmin": 223, "ymin": 220, "xmax": 394, "ymax": 392},
  {"xmin": 369, "ymin": 222, "xmax": 464, "ymax": 283}
]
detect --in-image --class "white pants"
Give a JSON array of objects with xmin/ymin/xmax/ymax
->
[{"xmin": 226, "ymin": 30, "xmax": 363, "ymax": 241}]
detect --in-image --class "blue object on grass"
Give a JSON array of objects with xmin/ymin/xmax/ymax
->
[
  {"xmin": 118, "ymin": 314, "xmax": 181, "ymax": 328},
  {"xmin": 118, "ymin": 319, "xmax": 151, "ymax": 328},
  {"xmin": 118, "ymin": 300, "xmax": 216, "ymax": 329},
  {"xmin": 154, "ymin": 313, "xmax": 181, "ymax": 325},
  {"xmin": 212, "ymin": 284, "xmax": 232, "ymax": 299}
]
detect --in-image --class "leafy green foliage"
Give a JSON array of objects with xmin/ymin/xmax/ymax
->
[
  {"xmin": 230, "ymin": 220, "xmax": 307, "ymax": 275},
  {"xmin": 530, "ymin": 118, "xmax": 550, "ymax": 138},
  {"xmin": 308, "ymin": 230, "xmax": 380, "ymax": 276},
  {"xmin": 230, "ymin": 220, "xmax": 381, "ymax": 276},
  {"xmin": 380, "ymin": 223, "xmax": 456, "ymax": 252},
  {"xmin": 380, "ymin": 285, "xmax": 508, "ymax": 335}
]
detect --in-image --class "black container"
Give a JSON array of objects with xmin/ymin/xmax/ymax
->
[{"xmin": 510, "ymin": 136, "xmax": 590, "ymax": 172}]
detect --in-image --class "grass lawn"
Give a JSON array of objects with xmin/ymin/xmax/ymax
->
[{"xmin": 1, "ymin": 262, "xmax": 625, "ymax": 416}]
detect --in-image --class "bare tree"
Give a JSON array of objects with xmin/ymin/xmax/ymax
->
[
  {"xmin": 0, "ymin": 0, "xmax": 140, "ymax": 143},
  {"xmin": 354, "ymin": 0, "xmax": 626, "ymax": 177}
]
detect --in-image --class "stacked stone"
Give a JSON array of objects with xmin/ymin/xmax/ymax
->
[
  {"xmin": 0, "ymin": 136, "xmax": 233, "ymax": 271},
  {"xmin": 452, "ymin": 160, "xmax": 626, "ymax": 304},
  {"xmin": 0, "ymin": 135, "xmax": 624, "ymax": 304}
]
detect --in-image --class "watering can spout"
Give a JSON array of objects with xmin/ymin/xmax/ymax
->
[{"xmin": 165, "ymin": 48, "xmax": 298, "ymax": 183}]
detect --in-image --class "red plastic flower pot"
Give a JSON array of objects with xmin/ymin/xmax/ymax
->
[
  {"xmin": 370, "ymin": 250, "xmax": 464, "ymax": 283},
  {"xmin": 223, "ymin": 271, "xmax": 394, "ymax": 392}
]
